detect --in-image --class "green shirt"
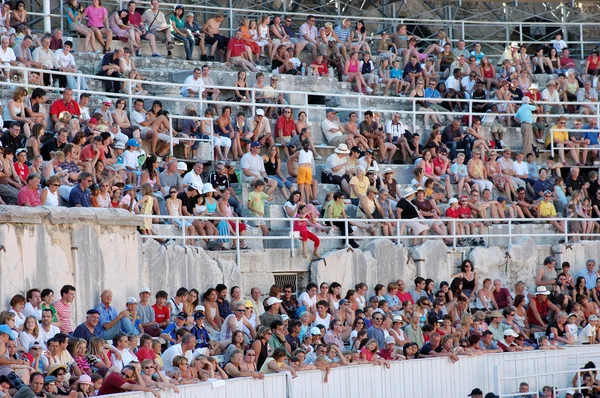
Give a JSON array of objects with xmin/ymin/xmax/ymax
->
[{"xmin": 248, "ymin": 191, "xmax": 269, "ymax": 217}]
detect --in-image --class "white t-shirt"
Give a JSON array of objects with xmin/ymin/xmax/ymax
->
[
  {"xmin": 54, "ymin": 50, "xmax": 76, "ymax": 69},
  {"xmin": 513, "ymin": 160, "xmax": 528, "ymax": 176},
  {"xmin": 445, "ymin": 75, "xmax": 461, "ymax": 91},
  {"xmin": 578, "ymin": 323, "xmax": 596, "ymax": 344},
  {"xmin": 325, "ymin": 153, "xmax": 347, "ymax": 176},
  {"xmin": 541, "ymin": 89, "xmax": 560, "ymax": 103},
  {"xmin": 298, "ymin": 292, "xmax": 317, "ymax": 308},
  {"xmin": 180, "ymin": 75, "xmax": 205, "ymax": 96},
  {"xmin": 385, "ymin": 121, "xmax": 406, "ymax": 140},
  {"xmin": 110, "ymin": 348, "xmax": 138, "ymax": 370},
  {"xmin": 181, "ymin": 171, "xmax": 203, "ymax": 187},
  {"xmin": 240, "ymin": 153, "xmax": 265, "ymax": 177},
  {"xmin": 321, "ymin": 118, "xmax": 342, "ymax": 143},
  {"xmin": 38, "ymin": 325, "xmax": 60, "ymax": 345},
  {"xmin": 161, "ymin": 344, "xmax": 193, "ymax": 373},
  {"xmin": 122, "ymin": 150, "xmax": 140, "ymax": 169},
  {"xmin": 0, "ymin": 46, "xmax": 15, "ymax": 65},
  {"xmin": 130, "ymin": 110, "xmax": 149, "ymax": 133}
]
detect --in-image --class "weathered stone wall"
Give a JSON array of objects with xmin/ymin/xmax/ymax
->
[{"xmin": 3, "ymin": 206, "xmax": 599, "ymax": 324}]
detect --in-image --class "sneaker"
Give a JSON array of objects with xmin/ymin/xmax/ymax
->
[
  {"xmin": 479, "ymin": 238, "xmax": 485, "ymax": 246},
  {"xmin": 151, "ymin": 53, "xmax": 163, "ymax": 58},
  {"xmin": 315, "ymin": 155, "xmax": 323, "ymax": 160},
  {"xmin": 208, "ymin": 56, "xmax": 215, "ymax": 61},
  {"xmin": 366, "ymin": 87, "xmax": 373, "ymax": 94},
  {"xmin": 136, "ymin": 49, "xmax": 142, "ymax": 57},
  {"xmin": 536, "ymin": 138, "xmax": 545, "ymax": 144},
  {"xmin": 167, "ymin": 42, "xmax": 174, "ymax": 50},
  {"xmin": 200, "ymin": 54, "xmax": 208, "ymax": 61},
  {"xmin": 499, "ymin": 140, "xmax": 506, "ymax": 148},
  {"xmin": 534, "ymin": 147, "xmax": 540, "ymax": 158}
]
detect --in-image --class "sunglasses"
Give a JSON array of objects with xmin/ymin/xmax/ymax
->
[
  {"xmin": 52, "ymin": 183, "xmax": 60, "ymax": 187},
  {"xmin": 373, "ymin": 317, "xmax": 383, "ymax": 321},
  {"xmin": 235, "ymin": 309, "xmax": 245, "ymax": 312},
  {"xmin": 144, "ymin": 366, "xmax": 154, "ymax": 369},
  {"xmin": 170, "ymin": 191, "xmax": 177, "ymax": 194},
  {"xmin": 246, "ymin": 353, "xmax": 256, "ymax": 356}
]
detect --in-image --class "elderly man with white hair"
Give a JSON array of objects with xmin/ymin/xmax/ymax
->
[{"xmin": 0, "ymin": 35, "xmax": 17, "ymax": 80}]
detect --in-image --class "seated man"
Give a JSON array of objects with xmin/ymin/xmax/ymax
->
[
  {"xmin": 538, "ymin": 190, "xmax": 565, "ymax": 234},
  {"xmin": 226, "ymin": 29, "xmax": 258, "ymax": 72},
  {"xmin": 94, "ymin": 290, "xmax": 139, "ymax": 340},
  {"xmin": 321, "ymin": 108, "xmax": 354, "ymax": 148},
  {"xmin": 247, "ymin": 109, "xmax": 274, "ymax": 147}
]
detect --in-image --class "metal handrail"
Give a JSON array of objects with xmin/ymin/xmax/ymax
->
[
  {"xmin": 137, "ymin": 213, "xmax": 593, "ymax": 266},
  {"xmin": 4, "ymin": 65, "xmax": 600, "ymax": 135}
]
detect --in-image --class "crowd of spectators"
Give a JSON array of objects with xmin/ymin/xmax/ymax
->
[
  {"xmin": 0, "ymin": 4, "xmax": 600, "ymax": 249},
  {"xmin": 1, "ymin": 260, "xmax": 600, "ymax": 397}
]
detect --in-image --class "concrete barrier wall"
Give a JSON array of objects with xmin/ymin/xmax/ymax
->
[
  {"xmin": 96, "ymin": 346, "xmax": 600, "ymax": 398},
  {"xmin": 3, "ymin": 206, "xmax": 600, "ymax": 322}
]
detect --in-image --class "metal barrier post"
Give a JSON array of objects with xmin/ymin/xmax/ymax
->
[
  {"xmin": 508, "ymin": 219, "xmax": 512, "ymax": 246},
  {"xmin": 181, "ymin": 217, "xmax": 186, "ymax": 246},
  {"xmin": 169, "ymin": 115, "xmax": 174, "ymax": 155}
]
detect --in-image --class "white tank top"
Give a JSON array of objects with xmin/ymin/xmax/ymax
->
[
  {"xmin": 313, "ymin": 313, "xmax": 331, "ymax": 330},
  {"xmin": 219, "ymin": 314, "xmax": 244, "ymax": 340},
  {"xmin": 42, "ymin": 188, "xmax": 59, "ymax": 206}
]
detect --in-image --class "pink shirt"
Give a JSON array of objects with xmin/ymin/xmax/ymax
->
[
  {"xmin": 17, "ymin": 186, "xmax": 41, "ymax": 207},
  {"xmin": 53, "ymin": 299, "xmax": 73, "ymax": 333},
  {"xmin": 84, "ymin": 6, "xmax": 107, "ymax": 28}
]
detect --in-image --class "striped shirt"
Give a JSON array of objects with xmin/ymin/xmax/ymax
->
[
  {"xmin": 334, "ymin": 25, "xmax": 350, "ymax": 43},
  {"xmin": 53, "ymin": 299, "xmax": 73, "ymax": 333}
]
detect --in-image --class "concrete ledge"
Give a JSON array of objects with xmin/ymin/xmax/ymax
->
[
  {"xmin": 0, "ymin": 206, "xmax": 143, "ymax": 227},
  {"xmin": 0, "ymin": 206, "xmax": 48, "ymax": 224}
]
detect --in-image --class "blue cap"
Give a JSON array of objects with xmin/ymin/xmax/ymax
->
[
  {"xmin": 123, "ymin": 184, "xmax": 135, "ymax": 192},
  {"xmin": 126, "ymin": 138, "xmax": 140, "ymax": 148},
  {"xmin": 250, "ymin": 141, "xmax": 262, "ymax": 148},
  {"xmin": 0, "ymin": 325, "xmax": 14, "ymax": 340},
  {"xmin": 44, "ymin": 376, "xmax": 57, "ymax": 384}
]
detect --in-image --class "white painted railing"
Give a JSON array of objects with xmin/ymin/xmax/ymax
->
[
  {"xmin": 96, "ymin": 346, "xmax": 600, "ymax": 398},
  {"xmin": 138, "ymin": 214, "xmax": 598, "ymax": 266}
]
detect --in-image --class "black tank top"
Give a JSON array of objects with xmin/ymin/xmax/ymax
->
[
  {"xmin": 256, "ymin": 339, "xmax": 268, "ymax": 370},
  {"xmin": 264, "ymin": 158, "xmax": 278, "ymax": 176}
]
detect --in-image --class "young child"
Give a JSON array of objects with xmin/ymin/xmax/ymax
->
[
  {"xmin": 294, "ymin": 204, "xmax": 321, "ymax": 259},
  {"xmin": 309, "ymin": 54, "xmax": 328, "ymax": 76},
  {"xmin": 247, "ymin": 179, "xmax": 272, "ymax": 236},
  {"xmin": 583, "ymin": 197, "xmax": 599, "ymax": 234},
  {"xmin": 411, "ymin": 167, "xmax": 427, "ymax": 189},
  {"xmin": 458, "ymin": 195, "xmax": 486, "ymax": 246},
  {"xmin": 90, "ymin": 373, "xmax": 103, "ymax": 395},
  {"xmin": 449, "ymin": 153, "xmax": 471, "ymax": 197},
  {"xmin": 75, "ymin": 375, "xmax": 94, "ymax": 398},
  {"xmin": 390, "ymin": 59, "xmax": 410, "ymax": 95},
  {"xmin": 136, "ymin": 183, "xmax": 157, "ymax": 237},
  {"xmin": 551, "ymin": 32, "xmax": 567, "ymax": 53},
  {"xmin": 445, "ymin": 198, "xmax": 465, "ymax": 245},
  {"xmin": 122, "ymin": 138, "xmax": 142, "ymax": 184}
]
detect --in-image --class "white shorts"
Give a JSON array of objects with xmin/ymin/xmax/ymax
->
[
  {"xmin": 214, "ymin": 135, "xmax": 232, "ymax": 148},
  {"xmin": 403, "ymin": 219, "xmax": 429, "ymax": 235}
]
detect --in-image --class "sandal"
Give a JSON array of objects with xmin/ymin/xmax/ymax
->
[{"xmin": 240, "ymin": 245, "xmax": 249, "ymax": 250}]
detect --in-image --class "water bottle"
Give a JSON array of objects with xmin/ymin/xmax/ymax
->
[{"xmin": 301, "ymin": 66, "xmax": 306, "ymax": 76}]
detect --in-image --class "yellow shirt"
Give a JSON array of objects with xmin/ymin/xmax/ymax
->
[
  {"xmin": 349, "ymin": 176, "xmax": 369, "ymax": 199},
  {"xmin": 539, "ymin": 200, "xmax": 557, "ymax": 217},
  {"xmin": 546, "ymin": 126, "xmax": 568, "ymax": 146}
]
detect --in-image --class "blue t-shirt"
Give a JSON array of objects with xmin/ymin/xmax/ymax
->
[
  {"xmin": 515, "ymin": 104, "xmax": 536, "ymax": 124},
  {"xmin": 190, "ymin": 325, "xmax": 211, "ymax": 348},
  {"xmin": 584, "ymin": 126, "xmax": 599, "ymax": 145},
  {"xmin": 68, "ymin": 184, "xmax": 91, "ymax": 207}
]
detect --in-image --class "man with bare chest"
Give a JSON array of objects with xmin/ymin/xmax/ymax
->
[{"xmin": 201, "ymin": 12, "xmax": 229, "ymax": 61}]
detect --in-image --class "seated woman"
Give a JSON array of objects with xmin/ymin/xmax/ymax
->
[
  {"xmin": 109, "ymin": 9, "xmax": 141, "ymax": 55},
  {"xmin": 82, "ymin": 0, "xmax": 112, "ymax": 53},
  {"xmin": 344, "ymin": 51, "xmax": 371, "ymax": 94},
  {"xmin": 218, "ymin": 189, "xmax": 248, "ymax": 249},
  {"xmin": 259, "ymin": 348, "xmax": 297, "ymax": 377},
  {"xmin": 65, "ymin": 0, "xmax": 95, "ymax": 52},
  {"xmin": 224, "ymin": 349, "xmax": 264, "ymax": 379}
]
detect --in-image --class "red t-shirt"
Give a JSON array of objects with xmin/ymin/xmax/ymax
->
[
  {"xmin": 458, "ymin": 205, "xmax": 472, "ymax": 219},
  {"xmin": 128, "ymin": 11, "xmax": 142, "ymax": 28},
  {"xmin": 396, "ymin": 291, "xmax": 414, "ymax": 304},
  {"xmin": 14, "ymin": 162, "xmax": 29, "ymax": 181},
  {"xmin": 275, "ymin": 116, "xmax": 296, "ymax": 138},
  {"xmin": 17, "ymin": 186, "xmax": 41, "ymax": 207},
  {"xmin": 97, "ymin": 373, "xmax": 127, "ymax": 395},
  {"xmin": 152, "ymin": 304, "xmax": 170, "ymax": 324},
  {"xmin": 377, "ymin": 348, "xmax": 393, "ymax": 360},
  {"xmin": 432, "ymin": 157, "xmax": 448, "ymax": 176},
  {"xmin": 228, "ymin": 38, "xmax": 246, "ymax": 58},
  {"xmin": 446, "ymin": 207, "xmax": 459, "ymax": 218},
  {"xmin": 310, "ymin": 61, "xmax": 328, "ymax": 76},
  {"xmin": 50, "ymin": 99, "xmax": 81, "ymax": 118},
  {"xmin": 587, "ymin": 55, "xmax": 599, "ymax": 70},
  {"xmin": 136, "ymin": 347, "xmax": 157, "ymax": 362},
  {"xmin": 80, "ymin": 144, "xmax": 105, "ymax": 162}
]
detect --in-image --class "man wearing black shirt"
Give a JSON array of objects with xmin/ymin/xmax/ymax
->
[
  {"xmin": 508, "ymin": 79, "xmax": 524, "ymax": 102},
  {"xmin": 471, "ymin": 80, "xmax": 488, "ymax": 113},
  {"xmin": 209, "ymin": 162, "xmax": 242, "ymax": 215},
  {"xmin": 40, "ymin": 128, "xmax": 69, "ymax": 160},
  {"xmin": 281, "ymin": 284, "xmax": 299, "ymax": 319},
  {"xmin": 359, "ymin": 110, "xmax": 384, "ymax": 151},
  {"xmin": 96, "ymin": 48, "xmax": 124, "ymax": 93},
  {"xmin": 395, "ymin": 187, "xmax": 429, "ymax": 243},
  {"xmin": 285, "ymin": 320, "xmax": 302, "ymax": 351},
  {"xmin": 442, "ymin": 120, "xmax": 472, "ymax": 160},
  {"xmin": 402, "ymin": 55, "xmax": 423, "ymax": 89},
  {"xmin": 565, "ymin": 166, "xmax": 587, "ymax": 196},
  {"xmin": 1, "ymin": 123, "xmax": 26, "ymax": 154}
]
